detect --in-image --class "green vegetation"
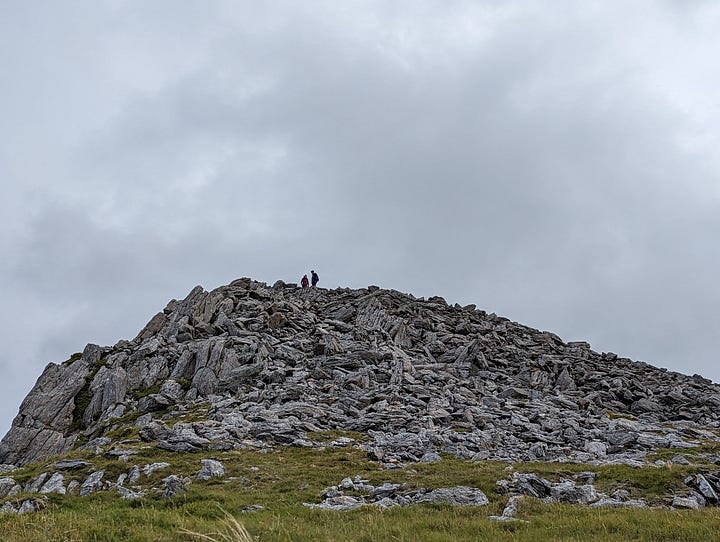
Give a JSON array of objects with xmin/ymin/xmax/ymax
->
[
  {"xmin": 61, "ymin": 353, "xmax": 83, "ymax": 366},
  {"xmin": 2, "ymin": 445, "xmax": 720, "ymax": 541},
  {"xmin": 68, "ymin": 358, "xmax": 108, "ymax": 434}
]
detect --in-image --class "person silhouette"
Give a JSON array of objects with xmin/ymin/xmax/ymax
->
[{"xmin": 311, "ymin": 270, "xmax": 319, "ymax": 287}]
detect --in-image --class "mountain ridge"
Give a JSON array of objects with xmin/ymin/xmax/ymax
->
[{"xmin": 1, "ymin": 277, "xmax": 719, "ymax": 469}]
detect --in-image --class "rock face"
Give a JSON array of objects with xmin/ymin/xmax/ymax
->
[{"xmin": 1, "ymin": 278, "xmax": 720, "ymax": 467}]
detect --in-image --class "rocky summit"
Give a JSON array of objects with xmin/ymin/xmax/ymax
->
[{"xmin": 2, "ymin": 277, "xmax": 720, "ymax": 469}]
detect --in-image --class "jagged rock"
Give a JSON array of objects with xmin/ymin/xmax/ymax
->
[
  {"xmin": 18, "ymin": 498, "xmax": 46, "ymax": 514},
  {"xmin": 2, "ymin": 277, "xmax": 720, "ymax": 471},
  {"xmin": 79, "ymin": 437, "xmax": 112, "ymax": 455},
  {"xmin": 241, "ymin": 505, "xmax": 265, "ymax": 513},
  {"xmin": 672, "ymin": 494, "xmax": 705, "ymax": 510},
  {"xmin": 0, "ymin": 344, "xmax": 103, "ymax": 466},
  {"xmin": 688, "ymin": 474, "xmax": 719, "ymax": 503},
  {"xmin": 489, "ymin": 495, "xmax": 527, "ymax": 522},
  {"xmin": 127, "ymin": 465, "xmax": 141, "ymax": 484},
  {"xmin": 142, "ymin": 462, "xmax": 170, "ymax": 476},
  {"xmin": 0, "ymin": 501, "xmax": 16, "ymax": 514},
  {"xmin": 502, "ymin": 473, "xmax": 552, "ymax": 499},
  {"xmin": 104, "ymin": 449, "xmax": 139, "ymax": 460},
  {"xmin": 591, "ymin": 498, "xmax": 648, "ymax": 508},
  {"xmin": 197, "ymin": 459, "xmax": 225, "ymax": 481},
  {"xmin": 54, "ymin": 460, "xmax": 92, "ymax": 470},
  {"xmin": 162, "ymin": 475, "xmax": 188, "ymax": 498},
  {"xmin": 421, "ymin": 452, "xmax": 442, "ymax": 463},
  {"xmin": 304, "ymin": 495, "xmax": 363, "ymax": 511},
  {"xmin": 371, "ymin": 482, "xmax": 401, "ymax": 499},
  {"xmin": 0, "ymin": 477, "xmax": 17, "ymax": 497},
  {"xmin": 157, "ymin": 424, "xmax": 211, "ymax": 452},
  {"xmin": 417, "ymin": 486, "xmax": 489, "ymax": 506},
  {"xmin": 550, "ymin": 481, "xmax": 598, "ymax": 504},
  {"xmin": 671, "ymin": 455, "xmax": 692, "ymax": 465},
  {"xmin": 139, "ymin": 420, "xmax": 170, "ymax": 442},
  {"xmin": 25, "ymin": 473, "xmax": 49, "ymax": 493},
  {"xmin": 117, "ymin": 486, "xmax": 145, "ymax": 499},
  {"xmin": 80, "ymin": 470, "xmax": 105, "ymax": 497},
  {"xmin": 39, "ymin": 473, "xmax": 66, "ymax": 495}
]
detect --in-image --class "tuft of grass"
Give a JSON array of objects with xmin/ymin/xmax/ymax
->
[
  {"xmin": 180, "ymin": 507, "xmax": 255, "ymax": 542},
  {"xmin": 61, "ymin": 352, "xmax": 83, "ymax": 366}
]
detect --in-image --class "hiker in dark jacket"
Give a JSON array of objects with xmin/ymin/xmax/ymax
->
[
  {"xmin": 301, "ymin": 275, "xmax": 309, "ymax": 288},
  {"xmin": 311, "ymin": 270, "xmax": 319, "ymax": 287}
]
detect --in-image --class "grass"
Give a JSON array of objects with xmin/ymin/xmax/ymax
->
[{"xmin": 1, "ymin": 445, "xmax": 720, "ymax": 541}]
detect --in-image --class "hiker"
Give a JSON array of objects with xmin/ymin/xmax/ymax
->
[
  {"xmin": 311, "ymin": 270, "xmax": 319, "ymax": 287},
  {"xmin": 301, "ymin": 274, "xmax": 309, "ymax": 288}
]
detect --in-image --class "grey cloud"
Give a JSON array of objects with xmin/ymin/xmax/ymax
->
[{"xmin": 2, "ymin": 1, "xmax": 720, "ymax": 435}]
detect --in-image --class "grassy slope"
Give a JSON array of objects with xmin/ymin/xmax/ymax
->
[{"xmin": 2, "ymin": 437, "xmax": 720, "ymax": 542}]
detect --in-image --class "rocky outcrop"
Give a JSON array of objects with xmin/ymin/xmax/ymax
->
[
  {"xmin": 1, "ymin": 278, "xmax": 720, "ymax": 467},
  {"xmin": 303, "ymin": 475, "xmax": 490, "ymax": 510},
  {"xmin": 0, "ymin": 344, "xmax": 102, "ymax": 466}
]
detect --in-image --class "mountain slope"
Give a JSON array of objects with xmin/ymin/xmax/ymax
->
[{"xmin": 2, "ymin": 277, "xmax": 719, "ymax": 468}]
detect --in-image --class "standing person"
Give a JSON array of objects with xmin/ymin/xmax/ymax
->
[
  {"xmin": 311, "ymin": 270, "xmax": 319, "ymax": 287},
  {"xmin": 301, "ymin": 274, "xmax": 309, "ymax": 288}
]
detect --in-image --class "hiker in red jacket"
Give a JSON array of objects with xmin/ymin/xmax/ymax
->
[{"xmin": 301, "ymin": 275, "xmax": 309, "ymax": 288}]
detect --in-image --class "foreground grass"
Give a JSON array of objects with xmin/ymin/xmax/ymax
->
[{"xmin": 1, "ymin": 444, "xmax": 719, "ymax": 541}]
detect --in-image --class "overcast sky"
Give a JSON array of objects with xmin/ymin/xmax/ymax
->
[{"xmin": 2, "ymin": 0, "xmax": 720, "ymax": 437}]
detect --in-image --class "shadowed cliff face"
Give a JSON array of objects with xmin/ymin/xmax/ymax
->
[{"xmin": 2, "ymin": 277, "xmax": 719, "ymax": 467}]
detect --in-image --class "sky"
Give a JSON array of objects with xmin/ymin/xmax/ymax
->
[{"xmin": 2, "ymin": 0, "xmax": 720, "ymax": 438}]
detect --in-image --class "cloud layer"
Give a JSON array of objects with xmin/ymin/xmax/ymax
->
[{"xmin": 2, "ymin": 1, "xmax": 720, "ymax": 435}]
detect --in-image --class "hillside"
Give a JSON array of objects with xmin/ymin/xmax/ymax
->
[
  {"xmin": 2, "ymin": 277, "xmax": 719, "ymax": 468},
  {"xmin": 1, "ymin": 278, "xmax": 720, "ymax": 539}
]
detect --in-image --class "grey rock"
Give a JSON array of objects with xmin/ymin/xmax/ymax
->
[
  {"xmin": 197, "ymin": 459, "xmax": 225, "ymax": 481},
  {"xmin": 672, "ymin": 495, "xmax": 704, "ymax": 510},
  {"xmin": 241, "ymin": 505, "xmax": 265, "ymax": 513},
  {"xmin": 488, "ymin": 495, "xmax": 528, "ymax": 522},
  {"xmin": 692, "ymin": 474, "xmax": 718, "ymax": 503},
  {"xmin": 371, "ymin": 497, "xmax": 398, "ymax": 508},
  {"xmin": 1, "ymin": 501, "xmax": 17, "ymax": 514},
  {"xmin": 127, "ymin": 465, "xmax": 141, "ymax": 484},
  {"xmin": 304, "ymin": 495, "xmax": 363, "ymax": 511},
  {"xmin": 142, "ymin": 462, "xmax": 170, "ymax": 476},
  {"xmin": 371, "ymin": 482, "xmax": 401, "ymax": 499},
  {"xmin": 157, "ymin": 424, "xmax": 211, "ymax": 452},
  {"xmin": 550, "ymin": 481, "xmax": 598, "ymax": 504},
  {"xmin": 0, "ymin": 345, "xmax": 98, "ymax": 466},
  {"xmin": 501, "ymin": 495, "xmax": 523, "ymax": 517},
  {"xmin": 25, "ymin": 472, "xmax": 49, "ymax": 493},
  {"xmin": 17, "ymin": 497, "xmax": 47, "ymax": 515},
  {"xmin": 118, "ymin": 485, "xmax": 145, "ymax": 499},
  {"xmin": 39, "ymin": 472, "xmax": 66, "ymax": 495},
  {"xmin": 0, "ymin": 477, "xmax": 17, "ymax": 498},
  {"xmin": 575, "ymin": 472, "xmax": 597, "ymax": 484},
  {"xmin": 4, "ymin": 277, "xmax": 720, "ymax": 472},
  {"xmin": 671, "ymin": 454, "xmax": 691, "ymax": 465},
  {"xmin": 591, "ymin": 498, "xmax": 648, "ymax": 508},
  {"xmin": 421, "ymin": 452, "xmax": 442, "ymax": 463},
  {"xmin": 508, "ymin": 473, "xmax": 552, "ymax": 499},
  {"xmin": 80, "ymin": 470, "xmax": 105, "ymax": 497},
  {"xmin": 78, "ymin": 437, "xmax": 112, "ymax": 455},
  {"xmin": 54, "ymin": 459, "xmax": 92, "ymax": 470},
  {"xmin": 162, "ymin": 475, "xmax": 189, "ymax": 498},
  {"xmin": 139, "ymin": 420, "xmax": 170, "ymax": 442},
  {"xmin": 418, "ymin": 486, "xmax": 489, "ymax": 506}
]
